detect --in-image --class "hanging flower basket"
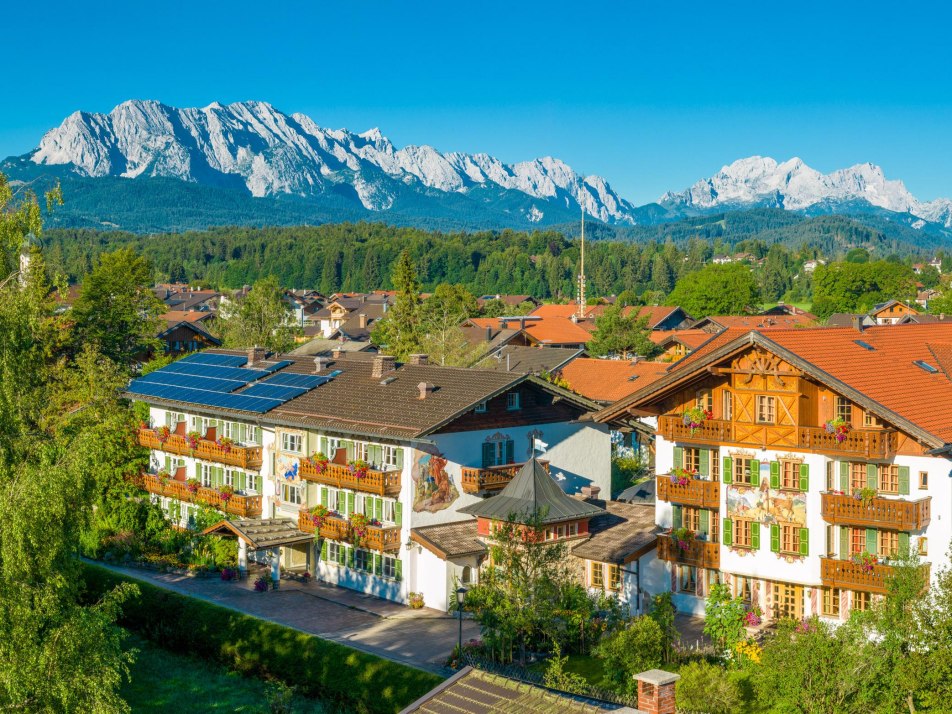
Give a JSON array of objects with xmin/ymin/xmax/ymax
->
[
  {"xmin": 670, "ymin": 467, "xmax": 697, "ymax": 486},
  {"xmin": 185, "ymin": 478, "xmax": 201, "ymax": 494},
  {"xmin": 155, "ymin": 425, "xmax": 171, "ymax": 443},
  {"xmin": 672, "ymin": 527, "xmax": 694, "ymax": 551},
  {"xmin": 308, "ymin": 452, "xmax": 329, "ymax": 474},
  {"xmin": 852, "ymin": 550, "xmax": 878, "ymax": 573},
  {"xmin": 824, "ymin": 417, "xmax": 850, "ymax": 443},
  {"xmin": 156, "ymin": 470, "xmax": 171, "ymax": 485},
  {"xmin": 682, "ymin": 406, "xmax": 714, "ymax": 434},
  {"xmin": 218, "ymin": 484, "xmax": 235, "ymax": 503},
  {"xmin": 348, "ymin": 459, "xmax": 369, "ymax": 480},
  {"xmin": 185, "ymin": 430, "xmax": 202, "ymax": 450},
  {"xmin": 216, "ymin": 437, "xmax": 234, "ymax": 454},
  {"xmin": 310, "ymin": 504, "xmax": 330, "ymax": 529},
  {"xmin": 349, "ymin": 512, "xmax": 369, "ymax": 547}
]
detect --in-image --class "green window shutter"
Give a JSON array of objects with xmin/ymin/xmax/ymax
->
[
  {"xmin": 193, "ymin": 462, "xmax": 200, "ymax": 479},
  {"xmin": 722, "ymin": 457, "xmax": 732, "ymax": 484},
  {"xmin": 769, "ymin": 461, "xmax": 780, "ymax": 489},
  {"xmin": 751, "ymin": 522, "xmax": 761, "ymax": 550},
  {"xmin": 750, "ymin": 460, "xmax": 761, "ymax": 487},
  {"xmin": 320, "ymin": 487, "xmax": 328, "ymax": 507},
  {"xmin": 840, "ymin": 527, "xmax": 850, "ymax": 560},
  {"xmin": 799, "ymin": 527, "xmax": 809, "ymax": 556},
  {"xmin": 349, "ymin": 547, "xmax": 356, "ymax": 568},
  {"xmin": 237, "ymin": 472, "xmax": 247, "ymax": 491},
  {"xmin": 395, "ymin": 448, "xmax": 404, "ymax": 469},
  {"xmin": 165, "ymin": 411, "xmax": 172, "ymax": 427},
  {"xmin": 375, "ymin": 498, "xmax": 383, "ymax": 522},
  {"xmin": 345, "ymin": 441, "xmax": 355, "ymax": 460},
  {"xmin": 770, "ymin": 524, "xmax": 780, "ymax": 553},
  {"xmin": 321, "ymin": 539, "xmax": 328, "ymax": 562},
  {"xmin": 898, "ymin": 466, "xmax": 910, "ymax": 495},
  {"xmin": 698, "ymin": 449, "xmax": 710, "ymax": 478},
  {"xmin": 505, "ymin": 440, "xmax": 514, "ymax": 464},
  {"xmin": 866, "ymin": 528, "xmax": 877, "ymax": 554},
  {"xmin": 482, "ymin": 442, "xmax": 494, "ymax": 468},
  {"xmin": 394, "ymin": 558, "xmax": 403, "ymax": 581},
  {"xmin": 214, "ymin": 466, "xmax": 224, "ymax": 487},
  {"xmin": 898, "ymin": 532, "xmax": 910, "ymax": 557},
  {"xmin": 394, "ymin": 502, "xmax": 403, "ymax": 527},
  {"xmin": 722, "ymin": 518, "xmax": 732, "ymax": 546},
  {"xmin": 347, "ymin": 492, "xmax": 355, "ymax": 517},
  {"xmin": 373, "ymin": 552, "xmax": 381, "ymax": 576},
  {"xmin": 840, "ymin": 462, "xmax": 850, "ymax": 492},
  {"xmin": 672, "ymin": 505, "xmax": 683, "ymax": 530},
  {"xmin": 164, "ymin": 455, "xmax": 171, "ymax": 472},
  {"xmin": 673, "ymin": 447, "xmax": 684, "ymax": 469},
  {"xmin": 238, "ymin": 423, "xmax": 247, "ymax": 443},
  {"xmin": 799, "ymin": 463, "xmax": 809, "ymax": 492},
  {"xmin": 337, "ymin": 544, "xmax": 346, "ymax": 565},
  {"xmin": 867, "ymin": 463, "xmax": 878, "ymax": 492},
  {"xmin": 699, "ymin": 509, "xmax": 710, "ymax": 537}
]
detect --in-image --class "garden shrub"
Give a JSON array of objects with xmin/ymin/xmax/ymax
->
[
  {"xmin": 676, "ymin": 660, "xmax": 742, "ymax": 714},
  {"xmin": 595, "ymin": 615, "xmax": 664, "ymax": 698},
  {"xmin": 81, "ymin": 563, "xmax": 442, "ymax": 713}
]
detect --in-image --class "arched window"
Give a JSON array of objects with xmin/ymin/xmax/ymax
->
[{"xmin": 461, "ymin": 566, "xmax": 473, "ymax": 584}]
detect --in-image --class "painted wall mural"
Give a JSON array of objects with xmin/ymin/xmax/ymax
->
[
  {"xmin": 412, "ymin": 451, "xmax": 459, "ymax": 513},
  {"xmin": 276, "ymin": 452, "xmax": 300, "ymax": 481},
  {"xmin": 726, "ymin": 483, "xmax": 806, "ymax": 526}
]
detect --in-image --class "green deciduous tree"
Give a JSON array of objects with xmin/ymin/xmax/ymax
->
[
  {"xmin": 666, "ymin": 263, "xmax": 760, "ymax": 317},
  {"xmin": 419, "ymin": 283, "xmax": 481, "ymax": 366},
  {"xmin": 676, "ymin": 661, "xmax": 742, "ymax": 714},
  {"xmin": 703, "ymin": 583, "xmax": 749, "ymax": 653},
  {"xmin": 810, "ymin": 261, "xmax": 916, "ymax": 319},
  {"xmin": 71, "ymin": 247, "xmax": 164, "ymax": 369},
  {"xmin": 594, "ymin": 616, "xmax": 665, "ymax": 698},
  {"xmin": 218, "ymin": 276, "xmax": 300, "ymax": 353},
  {"xmin": 587, "ymin": 306, "xmax": 660, "ymax": 359}
]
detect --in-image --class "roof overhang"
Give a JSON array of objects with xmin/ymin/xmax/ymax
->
[{"xmin": 202, "ymin": 518, "xmax": 314, "ymax": 549}]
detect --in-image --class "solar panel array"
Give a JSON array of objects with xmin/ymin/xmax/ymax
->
[{"xmin": 127, "ymin": 353, "xmax": 332, "ymax": 413}]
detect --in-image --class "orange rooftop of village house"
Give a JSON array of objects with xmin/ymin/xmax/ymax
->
[{"xmin": 557, "ymin": 357, "xmax": 668, "ymax": 403}]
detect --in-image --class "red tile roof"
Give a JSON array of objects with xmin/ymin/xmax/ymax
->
[
  {"xmin": 700, "ymin": 314, "xmax": 817, "ymax": 330},
  {"xmin": 522, "ymin": 317, "xmax": 593, "ymax": 345},
  {"xmin": 558, "ymin": 358, "xmax": 668, "ymax": 403},
  {"xmin": 649, "ymin": 329, "xmax": 712, "ymax": 349}
]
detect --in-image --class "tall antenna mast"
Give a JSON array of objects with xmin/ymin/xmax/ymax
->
[{"xmin": 577, "ymin": 193, "xmax": 586, "ymax": 319}]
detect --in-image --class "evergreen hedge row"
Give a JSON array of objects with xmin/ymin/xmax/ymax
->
[{"xmin": 81, "ymin": 563, "xmax": 443, "ymax": 713}]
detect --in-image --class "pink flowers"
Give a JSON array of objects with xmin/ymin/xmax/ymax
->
[
  {"xmin": 744, "ymin": 609, "xmax": 762, "ymax": 627},
  {"xmin": 348, "ymin": 459, "xmax": 369, "ymax": 480},
  {"xmin": 216, "ymin": 437, "xmax": 234, "ymax": 454},
  {"xmin": 853, "ymin": 551, "xmax": 878, "ymax": 573},
  {"xmin": 670, "ymin": 467, "xmax": 697, "ymax": 487},
  {"xmin": 155, "ymin": 425, "xmax": 171, "ymax": 443},
  {"xmin": 824, "ymin": 417, "xmax": 850, "ymax": 443},
  {"xmin": 683, "ymin": 407, "xmax": 714, "ymax": 434},
  {"xmin": 218, "ymin": 485, "xmax": 235, "ymax": 503},
  {"xmin": 308, "ymin": 452, "xmax": 329, "ymax": 473},
  {"xmin": 185, "ymin": 478, "xmax": 200, "ymax": 494}
]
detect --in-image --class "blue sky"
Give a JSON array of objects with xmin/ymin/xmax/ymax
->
[{"xmin": 3, "ymin": 1, "xmax": 951, "ymax": 204}]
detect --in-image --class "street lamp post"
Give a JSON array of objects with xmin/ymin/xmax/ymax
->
[{"xmin": 455, "ymin": 586, "xmax": 468, "ymax": 668}]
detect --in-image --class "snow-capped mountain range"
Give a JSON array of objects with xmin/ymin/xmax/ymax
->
[{"xmin": 10, "ymin": 99, "xmax": 952, "ymax": 233}]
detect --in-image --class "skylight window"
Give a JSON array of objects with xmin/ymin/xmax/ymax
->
[
  {"xmin": 913, "ymin": 360, "xmax": 939, "ymax": 374},
  {"xmin": 854, "ymin": 340, "xmax": 876, "ymax": 351}
]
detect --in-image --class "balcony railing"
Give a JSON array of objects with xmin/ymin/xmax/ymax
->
[
  {"xmin": 821, "ymin": 493, "xmax": 931, "ymax": 531},
  {"xmin": 657, "ymin": 534, "xmax": 720, "ymax": 569},
  {"xmin": 298, "ymin": 458, "xmax": 401, "ymax": 497},
  {"xmin": 138, "ymin": 428, "xmax": 263, "ymax": 469},
  {"xmin": 656, "ymin": 475, "xmax": 720, "ymax": 509},
  {"xmin": 297, "ymin": 511, "xmax": 401, "ymax": 552},
  {"xmin": 461, "ymin": 461, "xmax": 549, "ymax": 494},
  {"xmin": 659, "ymin": 416, "xmax": 733, "ymax": 444},
  {"xmin": 139, "ymin": 473, "xmax": 262, "ymax": 518},
  {"xmin": 820, "ymin": 557, "xmax": 930, "ymax": 595},
  {"xmin": 798, "ymin": 426, "xmax": 897, "ymax": 458}
]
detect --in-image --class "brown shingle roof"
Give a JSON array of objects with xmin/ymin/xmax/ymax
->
[
  {"xmin": 411, "ymin": 521, "xmax": 486, "ymax": 560},
  {"xmin": 571, "ymin": 501, "xmax": 660, "ymax": 564},
  {"xmin": 475, "ymin": 346, "xmax": 582, "ymax": 374}
]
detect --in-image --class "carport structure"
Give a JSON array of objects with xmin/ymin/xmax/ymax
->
[{"xmin": 203, "ymin": 518, "xmax": 314, "ymax": 586}]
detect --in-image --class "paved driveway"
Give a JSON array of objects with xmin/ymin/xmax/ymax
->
[{"xmin": 94, "ymin": 562, "xmax": 479, "ymax": 674}]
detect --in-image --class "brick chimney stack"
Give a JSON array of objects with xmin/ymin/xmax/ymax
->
[
  {"xmin": 408, "ymin": 354, "xmax": 429, "ymax": 366},
  {"xmin": 372, "ymin": 355, "xmax": 396, "ymax": 379},
  {"xmin": 358, "ymin": 313, "xmax": 368, "ymax": 329},
  {"xmin": 417, "ymin": 382, "xmax": 436, "ymax": 399},
  {"xmin": 247, "ymin": 346, "xmax": 266, "ymax": 366},
  {"xmin": 634, "ymin": 670, "xmax": 680, "ymax": 714}
]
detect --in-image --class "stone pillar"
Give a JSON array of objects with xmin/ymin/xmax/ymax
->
[
  {"xmin": 271, "ymin": 547, "xmax": 281, "ymax": 588},
  {"xmin": 634, "ymin": 669, "xmax": 679, "ymax": 714},
  {"xmin": 238, "ymin": 540, "xmax": 248, "ymax": 577}
]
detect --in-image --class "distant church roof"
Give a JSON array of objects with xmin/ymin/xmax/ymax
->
[{"xmin": 458, "ymin": 457, "xmax": 605, "ymax": 525}]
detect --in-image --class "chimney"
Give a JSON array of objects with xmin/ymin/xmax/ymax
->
[
  {"xmin": 358, "ymin": 313, "xmax": 368, "ymax": 329},
  {"xmin": 417, "ymin": 382, "xmax": 436, "ymax": 399},
  {"xmin": 332, "ymin": 348, "xmax": 344, "ymax": 359},
  {"xmin": 247, "ymin": 346, "xmax": 266, "ymax": 366},
  {"xmin": 409, "ymin": 354, "xmax": 428, "ymax": 366},
  {"xmin": 580, "ymin": 485, "xmax": 601, "ymax": 500},
  {"xmin": 634, "ymin": 670, "xmax": 680, "ymax": 714},
  {"xmin": 313, "ymin": 356, "xmax": 329, "ymax": 373},
  {"xmin": 501, "ymin": 319, "xmax": 509, "ymax": 330},
  {"xmin": 571, "ymin": 313, "xmax": 579, "ymax": 323},
  {"xmin": 851, "ymin": 316, "xmax": 864, "ymax": 333},
  {"xmin": 372, "ymin": 354, "xmax": 396, "ymax": 379},
  {"xmin": 485, "ymin": 325, "xmax": 493, "ymax": 342}
]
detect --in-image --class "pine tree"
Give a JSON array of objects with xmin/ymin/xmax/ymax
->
[{"xmin": 370, "ymin": 250, "xmax": 424, "ymax": 358}]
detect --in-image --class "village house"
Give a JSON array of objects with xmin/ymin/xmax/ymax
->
[{"xmin": 595, "ymin": 323, "xmax": 952, "ymax": 621}]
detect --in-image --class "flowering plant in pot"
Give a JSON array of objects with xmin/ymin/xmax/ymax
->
[
  {"xmin": 310, "ymin": 504, "xmax": 330, "ymax": 529},
  {"xmin": 216, "ymin": 436, "xmax": 234, "ymax": 454},
  {"xmin": 254, "ymin": 576, "xmax": 270, "ymax": 592},
  {"xmin": 672, "ymin": 527, "xmax": 694, "ymax": 551},
  {"xmin": 349, "ymin": 512, "xmax": 369, "ymax": 547},
  {"xmin": 852, "ymin": 550, "xmax": 879, "ymax": 573},
  {"xmin": 682, "ymin": 406, "xmax": 714, "ymax": 434},
  {"xmin": 853, "ymin": 486, "xmax": 877, "ymax": 505},
  {"xmin": 308, "ymin": 452, "xmax": 329, "ymax": 473},
  {"xmin": 185, "ymin": 430, "xmax": 202, "ymax": 450},
  {"xmin": 155, "ymin": 425, "xmax": 171, "ymax": 443},
  {"xmin": 185, "ymin": 478, "xmax": 201, "ymax": 494},
  {"xmin": 407, "ymin": 592, "xmax": 425, "ymax": 609},
  {"xmin": 824, "ymin": 417, "xmax": 850, "ymax": 443},
  {"xmin": 218, "ymin": 484, "xmax": 235, "ymax": 503},
  {"xmin": 155, "ymin": 470, "xmax": 171, "ymax": 485},
  {"xmin": 670, "ymin": 467, "xmax": 697, "ymax": 486},
  {"xmin": 348, "ymin": 459, "xmax": 369, "ymax": 480}
]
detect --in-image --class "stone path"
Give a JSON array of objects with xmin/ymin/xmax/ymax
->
[{"xmin": 93, "ymin": 561, "xmax": 479, "ymax": 675}]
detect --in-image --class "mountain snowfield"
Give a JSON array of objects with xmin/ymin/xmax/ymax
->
[{"xmin": 21, "ymin": 99, "xmax": 952, "ymax": 231}]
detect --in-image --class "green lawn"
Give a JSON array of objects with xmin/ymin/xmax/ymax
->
[{"xmin": 121, "ymin": 633, "xmax": 342, "ymax": 713}]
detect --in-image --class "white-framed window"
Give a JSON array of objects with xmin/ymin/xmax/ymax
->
[
  {"xmin": 722, "ymin": 390, "xmax": 733, "ymax": 421},
  {"xmin": 327, "ymin": 437, "xmax": 342, "ymax": 458},
  {"xmin": 222, "ymin": 421, "xmax": 236, "ymax": 439},
  {"xmin": 506, "ymin": 392, "xmax": 521, "ymax": 411},
  {"xmin": 475, "ymin": 401, "xmax": 488, "ymax": 414},
  {"xmin": 223, "ymin": 470, "xmax": 235, "ymax": 488},
  {"xmin": 246, "ymin": 473, "xmax": 258, "ymax": 493},
  {"xmin": 756, "ymin": 395, "xmax": 776, "ymax": 424},
  {"xmin": 247, "ymin": 425, "xmax": 261, "ymax": 445},
  {"xmin": 327, "ymin": 541, "xmax": 341, "ymax": 564},
  {"xmin": 200, "ymin": 463, "xmax": 212, "ymax": 488},
  {"xmin": 382, "ymin": 445, "xmax": 400, "ymax": 467},
  {"xmin": 382, "ymin": 555, "xmax": 397, "ymax": 579},
  {"xmin": 326, "ymin": 488, "xmax": 340, "ymax": 512},
  {"xmin": 281, "ymin": 432, "xmax": 303, "ymax": 453},
  {"xmin": 382, "ymin": 499, "xmax": 396, "ymax": 524},
  {"xmin": 353, "ymin": 442, "xmax": 369, "ymax": 461},
  {"xmin": 282, "ymin": 483, "xmax": 303, "ymax": 505}
]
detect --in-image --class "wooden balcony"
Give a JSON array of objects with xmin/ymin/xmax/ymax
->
[
  {"xmin": 298, "ymin": 458, "xmax": 401, "ymax": 497},
  {"xmin": 461, "ymin": 461, "xmax": 549, "ymax": 494},
  {"xmin": 821, "ymin": 493, "xmax": 931, "ymax": 531},
  {"xmin": 138, "ymin": 428, "xmax": 263, "ymax": 469},
  {"xmin": 659, "ymin": 416, "xmax": 733, "ymax": 445},
  {"xmin": 139, "ymin": 473, "xmax": 262, "ymax": 518},
  {"xmin": 798, "ymin": 426, "xmax": 897, "ymax": 458},
  {"xmin": 656, "ymin": 475, "xmax": 720, "ymax": 509},
  {"xmin": 820, "ymin": 557, "xmax": 930, "ymax": 595},
  {"xmin": 297, "ymin": 511, "xmax": 401, "ymax": 552},
  {"xmin": 657, "ymin": 534, "xmax": 720, "ymax": 569}
]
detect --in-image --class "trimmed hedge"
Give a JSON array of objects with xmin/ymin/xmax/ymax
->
[{"xmin": 82, "ymin": 563, "xmax": 443, "ymax": 714}]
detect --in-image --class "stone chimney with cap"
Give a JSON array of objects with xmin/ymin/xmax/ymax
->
[
  {"xmin": 580, "ymin": 484, "xmax": 601, "ymax": 500},
  {"xmin": 313, "ymin": 356, "xmax": 329, "ymax": 373},
  {"xmin": 851, "ymin": 315, "xmax": 864, "ymax": 333},
  {"xmin": 408, "ymin": 354, "xmax": 428, "ymax": 366},
  {"xmin": 634, "ymin": 670, "xmax": 680, "ymax": 714},
  {"xmin": 332, "ymin": 348, "xmax": 344, "ymax": 359},
  {"xmin": 371, "ymin": 354, "xmax": 396, "ymax": 379},
  {"xmin": 417, "ymin": 382, "xmax": 436, "ymax": 399},
  {"xmin": 247, "ymin": 346, "xmax": 266, "ymax": 366},
  {"xmin": 358, "ymin": 313, "xmax": 368, "ymax": 329}
]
